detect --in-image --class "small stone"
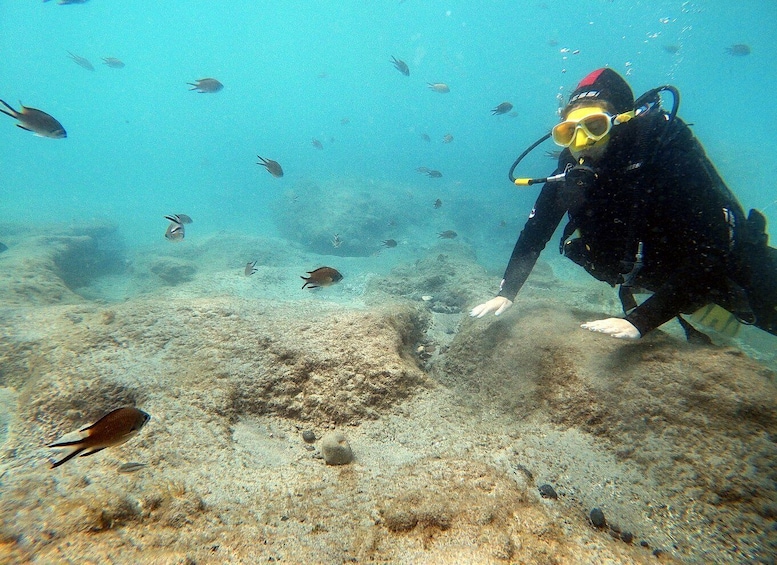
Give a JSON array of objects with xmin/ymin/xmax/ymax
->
[
  {"xmin": 320, "ymin": 432, "xmax": 354, "ymax": 465},
  {"xmin": 302, "ymin": 430, "xmax": 316, "ymax": 443},
  {"xmin": 640, "ymin": 540, "xmax": 649, "ymax": 548},
  {"xmin": 538, "ymin": 484, "xmax": 558, "ymax": 499},
  {"xmin": 620, "ymin": 531, "xmax": 634, "ymax": 544},
  {"xmin": 590, "ymin": 507, "xmax": 606, "ymax": 529}
]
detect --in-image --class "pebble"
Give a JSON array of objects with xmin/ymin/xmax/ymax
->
[
  {"xmin": 320, "ymin": 432, "xmax": 354, "ymax": 465},
  {"xmin": 538, "ymin": 484, "xmax": 558, "ymax": 499},
  {"xmin": 620, "ymin": 531, "xmax": 634, "ymax": 544},
  {"xmin": 302, "ymin": 430, "xmax": 316, "ymax": 443},
  {"xmin": 590, "ymin": 507, "xmax": 606, "ymax": 529}
]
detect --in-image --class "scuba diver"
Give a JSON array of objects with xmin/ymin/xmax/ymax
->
[{"xmin": 471, "ymin": 67, "xmax": 777, "ymax": 342}]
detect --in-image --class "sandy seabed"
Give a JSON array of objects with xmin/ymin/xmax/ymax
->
[{"xmin": 0, "ymin": 223, "xmax": 775, "ymax": 565}]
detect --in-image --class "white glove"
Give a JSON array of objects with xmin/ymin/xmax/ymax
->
[
  {"xmin": 581, "ymin": 318, "xmax": 641, "ymax": 340},
  {"xmin": 470, "ymin": 297, "xmax": 513, "ymax": 318}
]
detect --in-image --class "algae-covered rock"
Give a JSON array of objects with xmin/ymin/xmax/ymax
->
[
  {"xmin": 320, "ymin": 432, "xmax": 354, "ymax": 465},
  {"xmin": 148, "ymin": 257, "xmax": 198, "ymax": 285}
]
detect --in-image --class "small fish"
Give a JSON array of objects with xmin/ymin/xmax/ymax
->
[
  {"xmin": 427, "ymin": 83, "xmax": 450, "ymax": 93},
  {"xmin": 257, "ymin": 155, "xmax": 284, "ymax": 178},
  {"xmin": 426, "ymin": 170, "xmax": 442, "ymax": 178},
  {"xmin": 166, "ymin": 213, "xmax": 192, "ymax": 224},
  {"xmin": 416, "ymin": 166, "xmax": 430, "ymax": 174},
  {"xmin": 67, "ymin": 51, "xmax": 94, "ymax": 71},
  {"xmin": 725, "ymin": 44, "xmax": 751, "ymax": 56},
  {"xmin": 164, "ymin": 214, "xmax": 188, "ymax": 242},
  {"xmin": 438, "ymin": 230, "xmax": 457, "ymax": 239},
  {"xmin": 331, "ymin": 233, "xmax": 343, "ymax": 248},
  {"xmin": 442, "ymin": 133, "xmax": 453, "ymax": 143},
  {"xmin": 390, "ymin": 56, "xmax": 410, "ymax": 76},
  {"xmin": 340, "ymin": 117, "xmax": 350, "ymax": 125},
  {"xmin": 663, "ymin": 45, "xmax": 680, "ymax": 55},
  {"xmin": 491, "ymin": 102, "xmax": 513, "ymax": 115},
  {"xmin": 48, "ymin": 407, "xmax": 151, "ymax": 469},
  {"xmin": 433, "ymin": 199, "xmax": 442, "ymax": 209},
  {"xmin": 382, "ymin": 239, "xmax": 397, "ymax": 248},
  {"xmin": 312, "ymin": 138, "xmax": 324, "ymax": 150},
  {"xmin": 245, "ymin": 260, "xmax": 258, "ymax": 276},
  {"xmin": 117, "ymin": 462, "xmax": 147, "ymax": 474},
  {"xmin": 420, "ymin": 133, "xmax": 431, "ymax": 142},
  {"xmin": 188, "ymin": 78, "xmax": 223, "ymax": 93},
  {"xmin": 102, "ymin": 57, "xmax": 125, "ymax": 68},
  {"xmin": 0, "ymin": 100, "xmax": 67, "ymax": 138},
  {"xmin": 0, "ymin": 242, "xmax": 8, "ymax": 253},
  {"xmin": 56, "ymin": 0, "xmax": 89, "ymax": 4},
  {"xmin": 301, "ymin": 267, "xmax": 343, "ymax": 289},
  {"xmin": 164, "ymin": 223, "xmax": 184, "ymax": 242}
]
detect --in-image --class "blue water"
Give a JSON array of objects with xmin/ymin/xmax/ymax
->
[{"xmin": 1, "ymin": 0, "xmax": 775, "ymax": 252}]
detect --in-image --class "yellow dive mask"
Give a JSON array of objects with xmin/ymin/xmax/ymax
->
[{"xmin": 552, "ymin": 107, "xmax": 614, "ymax": 148}]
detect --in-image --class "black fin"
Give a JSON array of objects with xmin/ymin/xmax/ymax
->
[
  {"xmin": 0, "ymin": 99, "xmax": 16, "ymax": 118},
  {"xmin": 80, "ymin": 447, "xmax": 107, "ymax": 458},
  {"xmin": 48, "ymin": 438, "xmax": 85, "ymax": 448},
  {"xmin": 676, "ymin": 316, "xmax": 712, "ymax": 345},
  {"xmin": 50, "ymin": 446, "xmax": 86, "ymax": 468}
]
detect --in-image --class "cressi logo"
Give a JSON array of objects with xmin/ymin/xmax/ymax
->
[{"xmin": 568, "ymin": 90, "xmax": 601, "ymax": 104}]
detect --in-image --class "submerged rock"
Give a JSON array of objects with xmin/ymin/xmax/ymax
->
[
  {"xmin": 148, "ymin": 257, "xmax": 197, "ymax": 285},
  {"xmin": 320, "ymin": 432, "xmax": 353, "ymax": 465}
]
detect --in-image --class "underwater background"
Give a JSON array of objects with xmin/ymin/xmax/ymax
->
[
  {"xmin": 1, "ymin": 0, "xmax": 775, "ymax": 258},
  {"xmin": 2, "ymin": 1, "xmax": 777, "ymax": 564}
]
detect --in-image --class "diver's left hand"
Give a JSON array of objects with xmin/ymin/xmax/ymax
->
[{"xmin": 581, "ymin": 318, "xmax": 641, "ymax": 340}]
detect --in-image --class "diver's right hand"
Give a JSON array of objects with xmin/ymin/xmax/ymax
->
[{"xmin": 470, "ymin": 297, "xmax": 513, "ymax": 318}]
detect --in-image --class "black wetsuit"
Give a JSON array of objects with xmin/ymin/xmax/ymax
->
[{"xmin": 498, "ymin": 109, "xmax": 777, "ymax": 337}]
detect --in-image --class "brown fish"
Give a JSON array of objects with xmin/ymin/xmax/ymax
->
[
  {"xmin": 245, "ymin": 260, "xmax": 258, "ymax": 276},
  {"xmin": 0, "ymin": 99, "xmax": 67, "ymax": 138},
  {"xmin": 438, "ymin": 230, "xmax": 457, "ymax": 239},
  {"xmin": 257, "ymin": 155, "xmax": 284, "ymax": 177},
  {"xmin": 188, "ymin": 78, "xmax": 224, "ymax": 93},
  {"xmin": 301, "ymin": 267, "xmax": 343, "ymax": 289},
  {"xmin": 426, "ymin": 170, "xmax": 442, "ymax": 178},
  {"xmin": 102, "ymin": 57, "xmax": 125, "ymax": 68},
  {"xmin": 382, "ymin": 239, "xmax": 397, "ymax": 248},
  {"xmin": 427, "ymin": 83, "xmax": 450, "ymax": 93},
  {"xmin": 312, "ymin": 138, "xmax": 324, "ymax": 150},
  {"xmin": 491, "ymin": 102, "xmax": 513, "ymax": 115},
  {"xmin": 67, "ymin": 51, "xmax": 95, "ymax": 71},
  {"xmin": 48, "ymin": 407, "xmax": 151, "ymax": 469},
  {"xmin": 433, "ymin": 198, "xmax": 442, "ymax": 209},
  {"xmin": 391, "ymin": 56, "xmax": 410, "ymax": 76}
]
